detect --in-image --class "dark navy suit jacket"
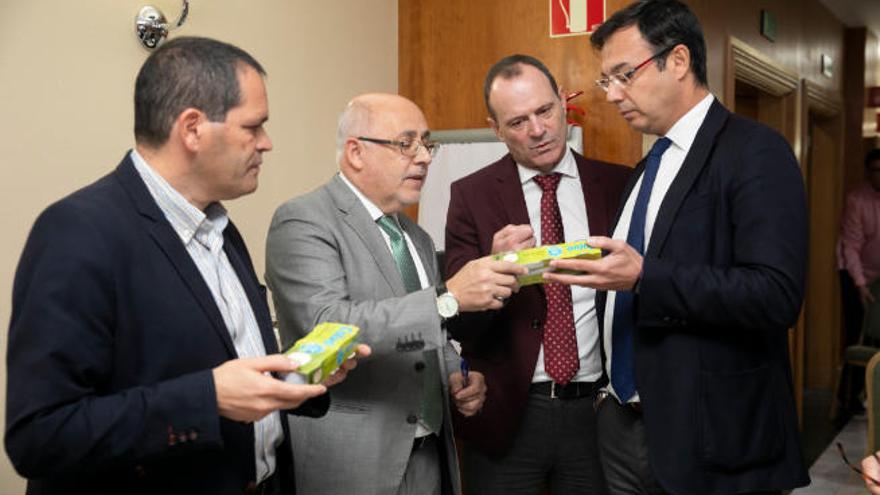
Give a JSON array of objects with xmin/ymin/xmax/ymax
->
[
  {"xmin": 603, "ymin": 100, "xmax": 811, "ymax": 494},
  {"xmin": 5, "ymin": 153, "xmax": 327, "ymax": 495},
  {"xmin": 444, "ymin": 150, "xmax": 631, "ymax": 456}
]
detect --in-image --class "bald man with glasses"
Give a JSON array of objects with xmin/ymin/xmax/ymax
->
[{"xmin": 265, "ymin": 93, "xmax": 525, "ymax": 495}]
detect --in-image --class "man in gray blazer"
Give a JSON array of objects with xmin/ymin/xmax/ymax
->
[{"xmin": 265, "ymin": 93, "xmax": 525, "ymax": 494}]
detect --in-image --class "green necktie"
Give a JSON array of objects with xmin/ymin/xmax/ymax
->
[
  {"xmin": 376, "ymin": 215, "xmax": 421, "ymax": 293},
  {"xmin": 376, "ymin": 215, "xmax": 442, "ymax": 433}
]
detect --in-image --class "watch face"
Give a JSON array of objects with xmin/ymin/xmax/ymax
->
[{"xmin": 437, "ymin": 293, "xmax": 458, "ymax": 318}]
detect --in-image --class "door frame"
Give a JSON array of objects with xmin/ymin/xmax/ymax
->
[
  {"xmin": 801, "ymin": 80, "xmax": 845, "ymax": 391},
  {"xmin": 725, "ymin": 36, "xmax": 805, "ymax": 422}
]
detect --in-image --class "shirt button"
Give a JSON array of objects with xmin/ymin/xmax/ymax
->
[
  {"xmin": 407, "ymin": 414, "xmax": 418, "ymax": 424},
  {"xmin": 414, "ymin": 362, "xmax": 425, "ymax": 372}
]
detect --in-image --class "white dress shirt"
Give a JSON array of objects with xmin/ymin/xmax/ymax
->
[
  {"xmin": 602, "ymin": 93, "xmax": 715, "ymax": 402},
  {"xmin": 517, "ymin": 147, "xmax": 602, "ymax": 384},
  {"xmin": 130, "ymin": 149, "xmax": 282, "ymax": 484}
]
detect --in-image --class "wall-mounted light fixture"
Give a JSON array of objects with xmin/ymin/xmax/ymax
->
[{"xmin": 135, "ymin": 0, "xmax": 190, "ymax": 49}]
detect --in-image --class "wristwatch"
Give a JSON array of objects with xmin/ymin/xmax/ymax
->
[{"xmin": 436, "ymin": 284, "xmax": 459, "ymax": 319}]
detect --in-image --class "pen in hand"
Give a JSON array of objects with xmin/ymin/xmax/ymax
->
[{"xmin": 460, "ymin": 358, "xmax": 469, "ymax": 387}]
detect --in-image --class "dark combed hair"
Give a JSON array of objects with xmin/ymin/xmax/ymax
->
[
  {"xmin": 590, "ymin": 0, "xmax": 708, "ymax": 87},
  {"xmin": 483, "ymin": 54, "xmax": 560, "ymax": 120},
  {"xmin": 866, "ymin": 148, "xmax": 880, "ymax": 168},
  {"xmin": 134, "ymin": 36, "xmax": 266, "ymax": 147}
]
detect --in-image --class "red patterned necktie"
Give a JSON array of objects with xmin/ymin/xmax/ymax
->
[{"xmin": 533, "ymin": 173, "xmax": 579, "ymax": 385}]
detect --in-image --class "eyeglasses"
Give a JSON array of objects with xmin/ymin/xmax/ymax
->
[
  {"xmin": 836, "ymin": 442, "xmax": 880, "ymax": 486},
  {"xmin": 357, "ymin": 136, "xmax": 438, "ymax": 157},
  {"xmin": 595, "ymin": 45, "xmax": 675, "ymax": 92}
]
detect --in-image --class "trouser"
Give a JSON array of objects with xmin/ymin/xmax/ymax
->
[
  {"xmin": 595, "ymin": 396, "xmax": 781, "ymax": 495},
  {"xmin": 398, "ymin": 434, "xmax": 442, "ymax": 495},
  {"xmin": 463, "ymin": 387, "xmax": 605, "ymax": 494},
  {"xmin": 839, "ymin": 269, "xmax": 867, "ymax": 412}
]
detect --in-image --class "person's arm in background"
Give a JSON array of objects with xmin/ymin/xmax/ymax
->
[{"xmin": 841, "ymin": 189, "xmax": 877, "ymax": 307}]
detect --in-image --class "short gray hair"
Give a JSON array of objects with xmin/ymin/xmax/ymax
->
[{"xmin": 336, "ymin": 100, "xmax": 373, "ymax": 164}]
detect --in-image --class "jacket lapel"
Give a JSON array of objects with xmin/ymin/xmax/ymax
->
[
  {"xmin": 223, "ymin": 225, "xmax": 278, "ymax": 354},
  {"xmin": 494, "ymin": 155, "xmax": 531, "ymax": 227},
  {"xmin": 400, "ymin": 215, "xmax": 439, "ymax": 286},
  {"xmin": 327, "ymin": 175, "xmax": 406, "ymax": 296},
  {"xmin": 574, "ymin": 153, "xmax": 609, "ymax": 237},
  {"xmin": 647, "ymin": 100, "xmax": 729, "ymax": 258},
  {"xmin": 115, "ymin": 154, "xmax": 237, "ymax": 356},
  {"xmin": 495, "ymin": 154, "xmax": 544, "ymax": 299}
]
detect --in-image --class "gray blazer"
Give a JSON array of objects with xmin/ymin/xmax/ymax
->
[{"xmin": 266, "ymin": 174, "xmax": 462, "ymax": 495}]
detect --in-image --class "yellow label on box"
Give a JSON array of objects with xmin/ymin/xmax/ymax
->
[
  {"xmin": 283, "ymin": 322, "xmax": 360, "ymax": 384},
  {"xmin": 494, "ymin": 240, "xmax": 601, "ymax": 286}
]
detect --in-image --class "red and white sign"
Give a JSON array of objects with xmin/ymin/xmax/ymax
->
[{"xmin": 550, "ymin": 0, "xmax": 605, "ymax": 38}]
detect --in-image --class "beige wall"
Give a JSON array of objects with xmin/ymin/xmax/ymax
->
[{"xmin": 0, "ymin": 1, "xmax": 397, "ymax": 490}]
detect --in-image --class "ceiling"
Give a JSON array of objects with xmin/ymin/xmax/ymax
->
[
  {"xmin": 815, "ymin": 0, "xmax": 880, "ymax": 138},
  {"xmin": 817, "ymin": 0, "xmax": 880, "ymax": 39}
]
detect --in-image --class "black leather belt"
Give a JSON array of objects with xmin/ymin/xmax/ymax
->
[
  {"xmin": 412, "ymin": 433, "xmax": 437, "ymax": 452},
  {"xmin": 530, "ymin": 381, "xmax": 598, "ymax": 399}
]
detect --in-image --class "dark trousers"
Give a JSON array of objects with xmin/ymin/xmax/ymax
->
[
  {"xmin": 841, "ymin": 270, "xmax": 866, "ymax": 345},
  {"xmin": 839, "ymin": 269, "xmax": 867, "ymax": 412},
  {"xmin": 596, "ymin": 397, "xmax": 663, "ymax": 495},
  {"xmin": 463, "ymin": 392, "xmax": 605, "ymax": 494},
  {"xmin": 596, "ymin": 397, "xmax": 781, "ymax": 495}
]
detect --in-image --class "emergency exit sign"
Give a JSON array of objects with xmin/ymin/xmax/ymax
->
[{"xmin": 550, "ymin": 0, "xmax": 605, "ymax": 37}]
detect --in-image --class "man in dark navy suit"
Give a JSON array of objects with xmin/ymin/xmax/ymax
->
[
  {"xmin": 5, "ymin": 36, "xmax": 366, "ymax": 495},
  {"xmin": 546, "ymin": 1, "xmax": 810, "ymax": 494}
]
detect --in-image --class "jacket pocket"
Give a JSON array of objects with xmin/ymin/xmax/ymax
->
[{"xmin": 697, "ymin": 365, "xmax": 784, "ymax": 470}]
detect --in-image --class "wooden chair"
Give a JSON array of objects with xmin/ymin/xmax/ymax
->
[
  {"xmin": 867, "ymin": 352, "xmax": 880, "ymax": 453},
  {"xmin": 831, "ymin": 280, "xmax": 880, "ymax": 420}
]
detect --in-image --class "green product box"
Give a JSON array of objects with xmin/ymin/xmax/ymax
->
[
  {"xmin": 494, "ymin": 240, "xmax": 601, "ymax": 286},
  {"xmin": 283, "ymin": 322, "xmax": 360, "ymax": 384}
]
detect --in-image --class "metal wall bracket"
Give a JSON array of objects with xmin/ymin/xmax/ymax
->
[{"xmin": 135, "ymin": 0, "xmax": 190, "ymax": 49}]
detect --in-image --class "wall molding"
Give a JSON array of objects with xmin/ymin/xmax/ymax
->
[
  {"xmin": 804, "ymin": 79, "xmax": 843, "ymax": 118},
  {"xmin": 729, "ymin": 37, "xmax": 799, "ymax": 97}
]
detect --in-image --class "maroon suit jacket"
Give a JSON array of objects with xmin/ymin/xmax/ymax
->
[{"xmin": 444, "ymin": 150, "xmax": 631, "ymax": 456}]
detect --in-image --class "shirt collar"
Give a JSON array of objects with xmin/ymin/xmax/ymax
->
[
  {"xmin": 338, "ymin": 171, "xmax": 390, "ymax": 223},
  {"xmin": 130, "ymin": 149, "xmax": 228, "ymax": 247},
  {"xmin": 663, "ymin": 93, "xmax": 715, "ymax": 153},
  {"xmin": 516, "ymin": 147, "xmax": 579, "ymax": 185}
]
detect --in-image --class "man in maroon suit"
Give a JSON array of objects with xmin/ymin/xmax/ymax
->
[{"xmin": 444, "ymin": 54, "xmax": 631, "ymax": 494}]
